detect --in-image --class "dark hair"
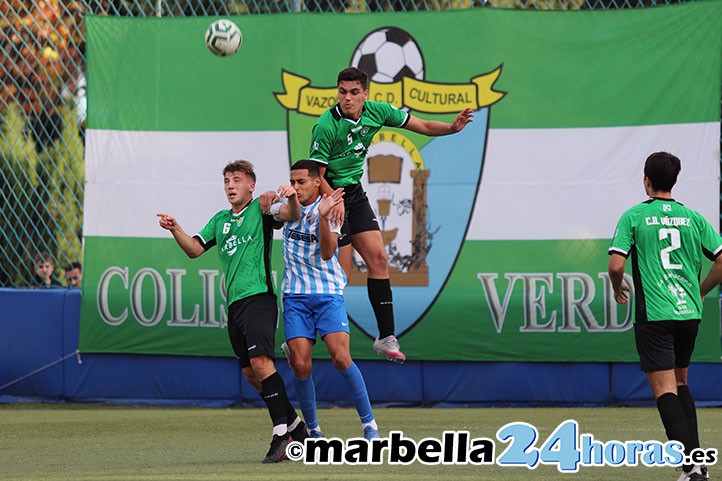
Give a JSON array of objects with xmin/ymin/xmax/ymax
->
[
  {"xmin": 223, "ymin": 160, "xmax": 256, "ymax": 183},
  {"xmin": 291, "ymin": 160, "xmax": 321, "ymax": 177},
  {"xmin": 33, "ymin": 251, "xmax": 53, "ymax": 264},
  {"xmin": 644, "ymin": 151, "xmax": 680, "ymax": 192},
  {"xmin": 66, "ymin": 262, "xmax": 82, "ymax": 271},
  {"xmin": 337, "ymin": 67, "xmax": 369, "ymax": 90}
]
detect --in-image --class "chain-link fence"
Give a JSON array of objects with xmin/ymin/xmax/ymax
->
[{"xmin": 0, "ymin": 0, "xmax": 711, "ymax": 288}]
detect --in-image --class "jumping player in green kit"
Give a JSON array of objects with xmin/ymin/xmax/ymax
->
[{"xmin": 307, "ymin": 66, "xmax": 474, "ymax": 362}]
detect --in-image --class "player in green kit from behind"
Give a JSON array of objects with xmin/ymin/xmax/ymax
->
[
  {"xmin": 157, "ymin": 160, "xmax": 306, "ymax": 464},
  {"xmin": 308, "ymin": 67, "xmax": 474, "ymax": 362},
  {"xmin": 608, "ymin": 152, "xmax": 722, "ymax": 481}
]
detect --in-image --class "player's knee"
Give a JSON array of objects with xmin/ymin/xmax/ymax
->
[
  {"xmin": 290, "ymin": 358, "xmax": 312, "ymax": 378},
  {"xmin": 365, "ymin": 249, "xmax": 388, "ymax": 271},
  {"xmin": 331, "ymin": 353, "xmax": 352, "ymax": 371}
]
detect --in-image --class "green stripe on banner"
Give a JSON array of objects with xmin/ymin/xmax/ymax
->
[
  {"xmin": 402, "ymin": 240, "xmax": 721, "ymax": 362},
  {"xmin": 79, "ymin": 237, "xmax": 233, "ymax": 356},
  {"xmin": 86, "ymin": 1, "xmax": 721, "ymax": 132},
  {"xmin": 79, "ymin": 237, "xmax": 721, "ymax": 361}
]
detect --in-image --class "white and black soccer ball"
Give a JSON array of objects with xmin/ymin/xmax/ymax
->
[
  {"xmin": 350, "ymin": 27, "xmax": 424, "ymax": 83},
  {"xmin": 205, "ymin": 19, "xmax": 242, "ymax": 57}
]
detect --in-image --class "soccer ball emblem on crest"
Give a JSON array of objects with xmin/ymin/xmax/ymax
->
[
  {"xmin": 350, "ymin": 27, "xmax": 425, "ymax": 83},
  {"xmin": 204, "ymin": 19, "xmax": 242, "ymax": 57}
]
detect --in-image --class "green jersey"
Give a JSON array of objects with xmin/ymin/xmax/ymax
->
[
  {"xmin": 309, "ymin": 100, "xmax": 409, "ymax": 187},
  {"xmin": 196, "ymin": 198, "xmax": 275, "ymax": 305},
  {"xmin": 609, "ymin": 197, "xmax": 722, "ymax": 322}
]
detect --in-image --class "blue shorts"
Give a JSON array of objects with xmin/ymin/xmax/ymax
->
[{"xmin": 283, "ymin": 294, "xmax": 349, "ymax": 340}]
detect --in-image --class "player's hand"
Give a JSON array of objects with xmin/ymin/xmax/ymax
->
[
  {"xmin": 319, "ymin": 188, "xmax": 345, "ymax": 221},
  {"xmin": 329, "ymin": 199, "xmax": 345, "ymax": 226},
  {"xmin": 277, "ymin": 184, "xmax": 296, "ymax": 199},
  {"xmin": 259, "ymin": 190, "xmax": 279, "ymax": 214},
  {"xmin": 613, "ymin": 284, "xmax": 630, "ymax": 304},
  {"xmin": 451, "ymin": 107, "xmax": 474, "ymax": 133},
  {"xmin": 157, "ymin": 213, "xmax": 178, "ymax": 231}
]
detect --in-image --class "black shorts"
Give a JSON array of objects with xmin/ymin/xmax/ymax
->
[
  {"xmin": 633, "ymin": 319, "xmax": 700, "ymax": 372},
  {"xmin": 227, "ymin": 293, "xmax": 278, "ymax": 368},
  {"xmin": 337, "ymin": 182, "xmax": 380, "ymax": 247}
]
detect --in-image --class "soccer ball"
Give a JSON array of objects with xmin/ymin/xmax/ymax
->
[
  {"xmin": 350, "ymin": 27, "xmax": 425, "ymax": 83},
  {"xmin": 204, "ymin": 19, "xmax": 242, "ymax": 57}
]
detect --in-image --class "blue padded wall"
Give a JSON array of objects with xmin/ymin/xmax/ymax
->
[{"xmin": 1, "ymin": 289, "xmax": 720, "ymax": 407}]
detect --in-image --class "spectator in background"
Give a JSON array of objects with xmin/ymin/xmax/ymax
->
[
  {"xmin": 31, "ymin": 251, "xmax": 63, "ymax": 288},
  {"xmin": 65, "ymin": 262, "xmax": 82, "ymax": 289}
]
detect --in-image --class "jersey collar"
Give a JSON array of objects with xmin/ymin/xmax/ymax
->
[
  {"xmin": 331, "ymin": 103, "xmax": 365, "ymax": 125},
  {"xmin": 230, "ymin": 197, "xmax": 253, "ymax": 216},
  {"xmin": 303, "ymin": 195, "xmax": 323, "ymax": 211}
]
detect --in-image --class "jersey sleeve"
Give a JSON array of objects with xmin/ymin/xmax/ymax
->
[
  {"xmin": 195, "ymin": 214, "xmax": 218, "ymax": 251},
  {"xmin": 379, "ymin": 102, "xmax": 409, "ymax": 128},
  {"xmin": 696, "ymin": 213, "xmax": 722, "ymax": 260},
  {"xmin": 309, "ymin": 122, "xmax": 334, "ymax": 165},
  {"xmin": 608, "ymin": 211, "xmax": 634, "ymax": 257},
  {"xmin": 270, "ymin": 198, "xmax": 288, "ymax": 223}
]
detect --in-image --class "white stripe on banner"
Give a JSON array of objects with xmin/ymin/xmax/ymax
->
[
  {"xmin": 84, "ymin": 130, "xmax": 291, "ymax": 238},
  {"xmin": 468, "ymin": 122, "xmax": 720, "ymax": 240},
  {"xmin": 85, "ymin": 122, "xmax": 719, "ymax": 240}
]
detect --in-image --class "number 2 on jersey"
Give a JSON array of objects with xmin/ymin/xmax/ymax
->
[{"xmin": 659, "ymin": 228, "xmax": 682, "ymax": 269}]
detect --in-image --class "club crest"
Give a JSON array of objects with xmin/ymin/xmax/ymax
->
[{"xmin": 275, "ymin": 26, "xmax": 505, "ymax": 338}]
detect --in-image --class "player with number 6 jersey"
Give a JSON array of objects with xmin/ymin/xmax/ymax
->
[{"xmin": 158, "ymin": 160, "xmax": 306, "ymax": 463}]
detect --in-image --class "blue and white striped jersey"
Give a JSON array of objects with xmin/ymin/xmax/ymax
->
[{"xmin": 276, "ymin": 196, "xmax": 347, "ymax": 294}]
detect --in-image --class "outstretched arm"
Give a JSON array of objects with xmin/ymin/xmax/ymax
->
[
  {"xmin": 272, "ymin": 185, "xmax": 301, "ymax": 222},
  {"xmin": 405, "ymin": 108, "xmax": 473, "ymax": 136},
  {"xmin": 317, "ymin": 188, "xmax": 345, "ymax": 261},
  {"xmin": 157, "ymin": 213, "xmax": 205, "ymax": 258},
  {"xmin": 608, "ymin": 253, "xmax": 629, "ymax": 304}
]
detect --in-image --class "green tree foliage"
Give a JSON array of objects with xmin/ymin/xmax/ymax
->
[
  {"xmin": 41, "ymin": 103, "xmax": 84, "ymax": 273},
  {"xmin": 1, "ymin": 1, "xmax": 85, "ymax": 287},
  {"xmin": 0, "ymin": 102, "xmax": 83, "ymax": 287},
  {"xmin": 0, "ymin": 103, "xmax": 40, "ymax": 286}
]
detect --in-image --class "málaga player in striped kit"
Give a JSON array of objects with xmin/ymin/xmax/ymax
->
[{"xmin": 269, "ymin": 160, "xmax": 380, "ymax": 440}]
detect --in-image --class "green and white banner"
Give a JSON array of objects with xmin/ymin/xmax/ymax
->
[{"xmin": 80, "ymin": 1, "xmax": 722, "ymax": 361}]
